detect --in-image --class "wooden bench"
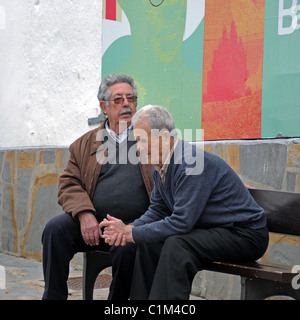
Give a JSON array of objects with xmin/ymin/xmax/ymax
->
[{"xmin": 82, "ymin": 188, "xmax": 300, "ymax": 300}]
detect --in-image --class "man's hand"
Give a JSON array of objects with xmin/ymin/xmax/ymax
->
[
  {"xmin": 78, "ymin": 212, "xmax": 101, "ymax": 246},
  {"xmin": 99, "ymin": 214, "xmax": 134, "ymax": 246}
]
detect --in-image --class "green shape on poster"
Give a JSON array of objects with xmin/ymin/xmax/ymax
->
[
  {"xmin": 102, "ymin": 0, "xmax": 204, "ymax": 139},
  {"xmin": 261, "ymin": 0, "xmax": 300, "ymax": 138}
]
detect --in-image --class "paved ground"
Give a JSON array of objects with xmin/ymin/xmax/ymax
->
[
  {"xmin": 0, "ymin": 252, "xmax": 204, "ymax": 300},
  {"xmin": 0, "ymin": 252, "xmax": 109, "ymax": 300}
]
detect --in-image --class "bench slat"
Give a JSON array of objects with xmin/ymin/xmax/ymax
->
[{"xmin": 207, "ymin": 261, "xmax": 297, "ymax": 283}]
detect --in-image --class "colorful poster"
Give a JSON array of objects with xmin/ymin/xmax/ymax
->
[
  {"xmin": 102, "ymin": 0, "xmax": 300, "ymax": 140},
  {"xmin": 102, "ymin": 0, "xmax": 205, "ymax": 140}
]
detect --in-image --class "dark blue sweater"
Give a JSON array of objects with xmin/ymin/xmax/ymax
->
[{"xmin": 132, "ymin": 140, "xmax": 266, "ymax": 243}]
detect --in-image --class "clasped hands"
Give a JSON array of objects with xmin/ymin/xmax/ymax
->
[
  {"xmin": 99, "ymin": 214, "xmax": 134, "ymax": 246},
  {"xmin": 78, "ymin": 212, "xmax": 133, "ymax": 247}
]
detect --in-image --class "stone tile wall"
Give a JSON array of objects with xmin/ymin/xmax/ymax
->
[
  {"xmin": 0, "ymin": 138, "xmax": 300, "ymax": 299},
  {"xmin": 0, "ymin": 148, "xmax": 69, "ymax": 259}
]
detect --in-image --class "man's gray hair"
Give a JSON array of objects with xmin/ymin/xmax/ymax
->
[
  {"xmin": 97, "ymin": 74, "xmax": 138, "ymax": 106},
  {"xmin": 132, "ymin": 105, "xmax": 177, "ymax": 136}
]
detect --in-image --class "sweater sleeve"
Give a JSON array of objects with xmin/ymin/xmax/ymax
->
[
  {"xmin": 132, "ymin": 167, "xmax": 213, "ymax": 243},
  {"xmin": 132, "ymin": 174, "xmax": 171, "ymax": 227}
]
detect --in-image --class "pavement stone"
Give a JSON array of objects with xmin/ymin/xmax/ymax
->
[
  {"xmin": 0, "ymin": 252, "xmax": 203, "ymax": 301},
  {"xmin": 0, "ymin": 252, "xmax": 109, "ymax": 300}
]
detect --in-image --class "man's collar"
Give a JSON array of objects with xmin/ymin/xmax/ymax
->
[
  {"xmin": 105, "ymin": 120, "xmax": 133, "ymax": 144},
  {"xmin": 90, "ymin": 119, "xmax": 133, "ymax": 155}
]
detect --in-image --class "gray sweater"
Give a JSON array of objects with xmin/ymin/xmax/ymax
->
[{"xmin": 132, "ymin": 140, "xmax": 266, "ymax": 243}]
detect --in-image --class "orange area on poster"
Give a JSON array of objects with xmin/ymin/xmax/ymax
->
[{"xmin": 202, "ymin": 0, "xmax": 265, "ymax": 140}]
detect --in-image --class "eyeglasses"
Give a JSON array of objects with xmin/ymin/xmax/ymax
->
[{"xmin": 107, "ymin": 96, "xmax": 138, "ymax": 104}]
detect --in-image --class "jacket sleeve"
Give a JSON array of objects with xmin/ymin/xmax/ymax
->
[{"xmin": 58, "ymin": 141, "xmax": 96, "ymax": 218}]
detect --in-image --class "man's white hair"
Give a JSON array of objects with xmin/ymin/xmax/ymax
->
[{"xmin": 132, "ymin": 105, "xmax": 177, "ymax": 136}]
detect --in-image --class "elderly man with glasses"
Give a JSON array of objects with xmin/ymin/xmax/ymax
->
[{"xmin": 41, "ymin": 74, "xmax": 153, "ymax": 300}]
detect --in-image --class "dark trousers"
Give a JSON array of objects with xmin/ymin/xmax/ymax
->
[
  {"xmin": 130, "ymin": 225, "xmax": 269, "ymax": 300},
  {"xmin": 42, "ymin": 213, "xmax": 136, "ymax": 300}
]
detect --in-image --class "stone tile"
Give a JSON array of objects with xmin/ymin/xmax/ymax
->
[
  {"xmin": 62, "ymin": 148, "xmax": 70, "ymax": 168},
  {"xmin": 225, "ymin": 144, "xmax": 239, "ymax": 173},
  {"xmin": 16, "ymin": 170, "xmax": 33, "ymax": 226},
  {"xmin": 2, "ymin": 161, "xmax": 11, "ymax": 183},
  {"xmin": 26, "ymin": 184, "xmax": 62, "ymax": 257},
  {"xmin": 287, "ymin": 144, "xmax": 300, "ymax": 167},
  {"xmin": 239, "ymin": 143, "xmax": 287, "ymax": 190},
  {"xmin": 17, "ymin": 151, "xmax": 36, "ymax": 170},
  {"xmin": 0, "ymin": 151, "xmax": 5, "ymax": 172},
  {"xmin": 268, "ymin": 242, "xmax": 300, "ymax": 265},
  {"xmin": 295, "ymin": 157, "xmax": 300, "ymax": 168},
  {"xmin": 42, "ymin": 150, "xmax": 56, "ymax": 164},
  {"xmin": 2, "ymin": 188, "xmax": 15, "ymax": 253},
  {"xmin": 286, "ymin": 171, "xmax": 296, "ymax": 192}
]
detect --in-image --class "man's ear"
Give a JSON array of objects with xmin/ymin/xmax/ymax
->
[
  {"xmin": 162, "ymin": 130, "xmax": 171, "ymax": 146},
  {"xmin": 100, "ymin": 101, "xmax": 107, "ymax": 115}
]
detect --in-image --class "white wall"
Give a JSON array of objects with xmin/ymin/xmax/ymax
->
[{"xmin": 0, "ymin": 0, "xmax": 102, "ymax": 148}]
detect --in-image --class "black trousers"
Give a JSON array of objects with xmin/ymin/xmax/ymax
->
[
  {"xmin": 42, "ymin": 213, "xmax": 136, "ymax": 300},
  {"xmin": 130, "ymin": 225, "xmax": 269, "ymax": 300}
]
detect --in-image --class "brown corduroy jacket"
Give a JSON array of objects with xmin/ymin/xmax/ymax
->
[{"xmin": 58, "ymin": 121, "xmax": 154, "ymax": 218}]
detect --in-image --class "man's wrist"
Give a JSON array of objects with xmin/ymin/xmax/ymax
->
[
  {"xmin": 126, "ymin": 225, "xmax": 134, "ymax": 243},
  {"xmin": 77, "ymin": 211, "xmax": 94, "ymax": 222}
]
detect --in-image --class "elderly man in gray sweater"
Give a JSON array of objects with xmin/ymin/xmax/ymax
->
[{"xmin": 100, "ymin": 105, "xmax": 269, "ymax": 300}]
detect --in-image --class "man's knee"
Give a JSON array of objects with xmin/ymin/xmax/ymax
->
[
  {"xmin": 42, "ymin": 216, "xmax": 58, "ymax": 242},
  {"xmin": 160, "ymin": 235, "xmax": 201, "ymax": 269},
  {"xmin": 163, "ymin": 234, "xmax": 188, "ymax": 251},
  {"xmin": 42, "ymin": 214, "xmax": 75, "ymax": 244}
]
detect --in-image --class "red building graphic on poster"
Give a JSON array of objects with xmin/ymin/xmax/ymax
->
[{"xmin": 201, "ymin": 0, "xmax": 265, "ymax": 140}]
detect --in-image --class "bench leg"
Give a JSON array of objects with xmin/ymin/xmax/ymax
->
[
  {"xmin": 82, "ymin": 251, "xmax": 112, "ymax": 300},
  {"xmin": 241, "ymin": 277, "xmax": 300, "ymax": 300}
]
